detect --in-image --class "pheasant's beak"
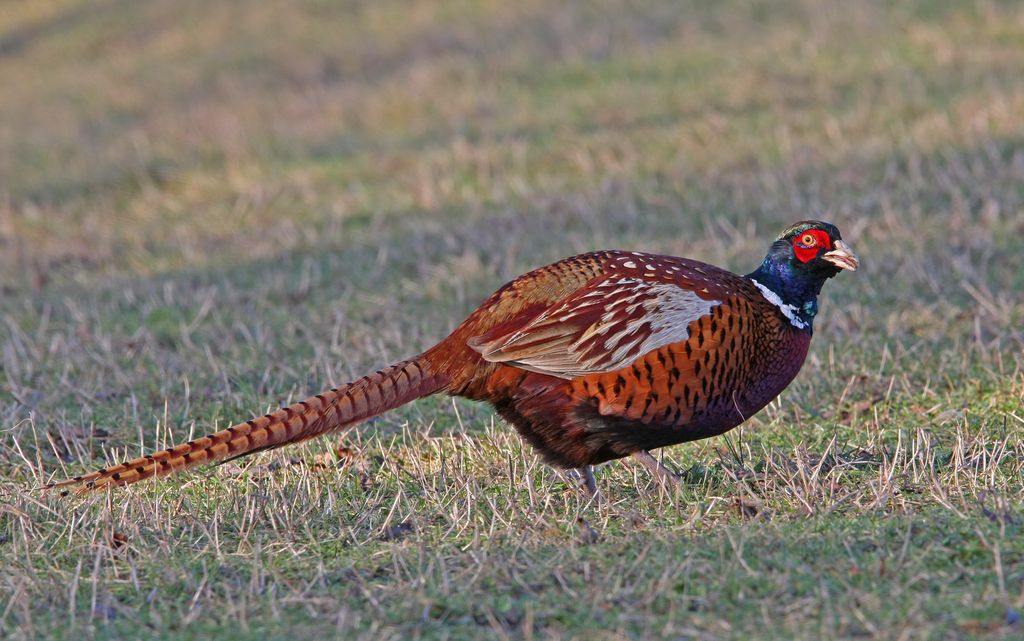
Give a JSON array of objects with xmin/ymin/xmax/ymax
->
[{"xmin": 823, "ymin": 239, "xmax": 859, "ymax": 271}]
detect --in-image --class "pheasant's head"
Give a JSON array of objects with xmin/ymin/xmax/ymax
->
[
  {"xmin": 748, "ymin": 220, "xmax": 859, "ymax": 329},
  {"xmin": 773, "ymin": 220, "xmax": 859, "ymax": 276}
]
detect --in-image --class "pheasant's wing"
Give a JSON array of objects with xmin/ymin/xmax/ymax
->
[{"xmin": 469, "ymin": 268, "xmax": 730, "ymax": 378}]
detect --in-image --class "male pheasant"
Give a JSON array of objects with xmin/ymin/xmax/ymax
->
[{"xmin": 48, "ymin": 220, "xmax": 858, "ymax": 495}]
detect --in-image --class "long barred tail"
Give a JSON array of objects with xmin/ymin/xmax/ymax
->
[{"xmin": 47, "ymin": 356, "xmax": 448, "ymax": 493}]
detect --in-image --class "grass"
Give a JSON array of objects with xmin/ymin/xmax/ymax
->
[{"xmin": 2, "ymin": 0, "xmax": 1023, "ymax": 639}]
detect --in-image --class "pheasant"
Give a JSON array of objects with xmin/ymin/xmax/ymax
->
[{"xmin": 48, "ymin": 220, "xmax": 857, "ymax": 495}]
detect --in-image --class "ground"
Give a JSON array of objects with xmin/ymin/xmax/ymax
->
[{"xmin": 1, "ymin": 1, "xmax": 1023, "ymax": 639}]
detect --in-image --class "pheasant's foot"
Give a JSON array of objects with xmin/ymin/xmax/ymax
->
[
  {"xmin": 563, "ymin": 465, "xmax": 599, "ymax": 499},
  {"xmin": 630, "ymin": 450, "xmax": 681, "ymax": 488}
]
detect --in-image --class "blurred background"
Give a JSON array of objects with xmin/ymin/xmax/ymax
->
[{"xmin": 4, "ymin": 0, "xmax": 1022, "ymax": 290}]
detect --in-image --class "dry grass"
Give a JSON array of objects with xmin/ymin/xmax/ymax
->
[{"xmin": 2, "ymin": 0, "xmax": 1024, "ymax": 639}]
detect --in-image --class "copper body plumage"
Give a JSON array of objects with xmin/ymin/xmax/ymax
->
[{"xmin": 48, "ymin": 220, "xmax": 858, "ymax": 493}]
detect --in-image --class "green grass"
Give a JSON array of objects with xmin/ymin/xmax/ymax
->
[{"xmin": 2, "ymin": 0, "xmax": 1024, "ymax": 639}]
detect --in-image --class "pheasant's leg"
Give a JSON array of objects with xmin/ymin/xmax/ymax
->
[
  {"xmin": 580, "ymin": 465, "xmax": 597, "ymax": 496},
  {"xmin": 563, "ymin": 466, "xmax": 598, "ymax": 498},
  {"xmin": 631, "ymin": 450, "xmax": 680, "ymax": 487}
]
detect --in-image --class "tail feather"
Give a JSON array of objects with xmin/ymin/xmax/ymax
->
[{"xmin": 47, "ymin": 357, "xmax": 446, "ymax": 493}]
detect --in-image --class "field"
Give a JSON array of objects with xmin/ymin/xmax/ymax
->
[{"xmin": 2, "ymin": 1, "xmax": 1023, "ymax": 639}]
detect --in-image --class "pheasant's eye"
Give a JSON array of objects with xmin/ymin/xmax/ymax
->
[{"xmin": 792, "ymin": 229, "xmax": 829, "ymax": 263}]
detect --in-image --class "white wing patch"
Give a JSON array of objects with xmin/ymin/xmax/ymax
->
[{"xmin": 635, "ymin": 282, "xmax": 719, "ymax": 359}]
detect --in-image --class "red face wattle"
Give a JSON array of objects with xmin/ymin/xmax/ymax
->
[{"xmin": 792, "ymin": 228, "xmax": 832, "ymax": 263}]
